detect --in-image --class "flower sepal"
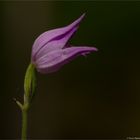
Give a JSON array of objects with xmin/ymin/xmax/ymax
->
[{"xmin": 24, "ymin": 63, "xmax": 36, "ymax": 104}]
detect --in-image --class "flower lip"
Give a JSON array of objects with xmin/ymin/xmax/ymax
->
[{"xmin": 35, "ymin": 46, "xmax": 98, "ymax": 74}]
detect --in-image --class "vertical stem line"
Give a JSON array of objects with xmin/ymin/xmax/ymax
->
[
  {"xmin": 18, "ymin": 63, "xmax": 35, "ymax": 140},
  {"xmin": 21, "ymin": 109, "xmax": 28, "ymax": 140}
]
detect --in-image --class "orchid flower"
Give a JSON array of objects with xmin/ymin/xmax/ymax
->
[
  {"xmin": 31, "ymin": 13, "xmax": 98, "ymax": 74},
  {"xmin": 15, "ymin": 14, "xmax": 98, "ymax": 140}
]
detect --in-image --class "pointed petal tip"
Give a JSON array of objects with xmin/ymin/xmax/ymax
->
[
  {"xmin": 70, "ymin": 13, "xmax": 86, "ymax": 28},
  {"xmin": 80, "ymin": 13, "xmax": 86, "ymax": 19},
  {"xmin": 82, "ymin": 47, "xmax": 98, "ymax": 56},
  {"xmin": 87, "ymin": 47, "xmax": 98, "ymax": 52},
  {"xmin": 93, "ymin": 47, "xmax": 98, "ymax": 51},
  {"xmin": 78, "ymin": 13, "xmax": 86, "ymax": 22}
]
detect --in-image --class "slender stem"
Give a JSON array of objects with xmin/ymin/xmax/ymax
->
[
  {"xmin": 21, "ymin": 109, "xmax": 28, "ymax": 140},
  {"xmin": 15, "ymin": 63, "xmax": 36, "ymax": 140}
]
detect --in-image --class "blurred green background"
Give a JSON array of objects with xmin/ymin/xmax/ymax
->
[{"xmin": 1, "ymin": 1, "xmax": 140, "ymax": 139}]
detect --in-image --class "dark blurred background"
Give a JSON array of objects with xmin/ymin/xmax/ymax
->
[{"xmin": 0, "ymin": 1, "xmax": 140, "ymax": 139}]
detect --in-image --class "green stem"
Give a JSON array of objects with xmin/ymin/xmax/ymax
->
[
  {"xmin": 14, "ymin": 63, "xmax": 36, "ymax": 140},
  {"xmin": 21, "ymin": 108, "xmax": 28, "ymax": 140}
]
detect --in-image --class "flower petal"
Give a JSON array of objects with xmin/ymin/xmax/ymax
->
[
  {"xmin": 31, "ymin": 13, "xmax": 85, "ymax": 61},
  {"xmin": 34, "ymin": 26, "xmax": 78, "ymax": 61},
  {"xmin": 35, "ymin": 50, "xmax": 63, "ymax": 73},
  {"xmin": 35, "ymin": 46, "xmax": 98, "ymax": 74}
]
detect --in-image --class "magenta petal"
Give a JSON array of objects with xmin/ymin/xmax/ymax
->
[
  {"xmin": 35, "ymin": 46, "xmax": 98, "ymax": 74},
  {"xmin": 35, "ymin": 26, "xmax": 78, "ymax": 61},
  {"xmin": 31, "ymin": 13, "xmax": 85, "ymax": 61},
  {"xmin": 62, "ymin": 46, "xmax": 98, "ymax": 58},
  {"xmin": 35, "ymin": 50, "xmax": 64, "ymax": 73}
]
